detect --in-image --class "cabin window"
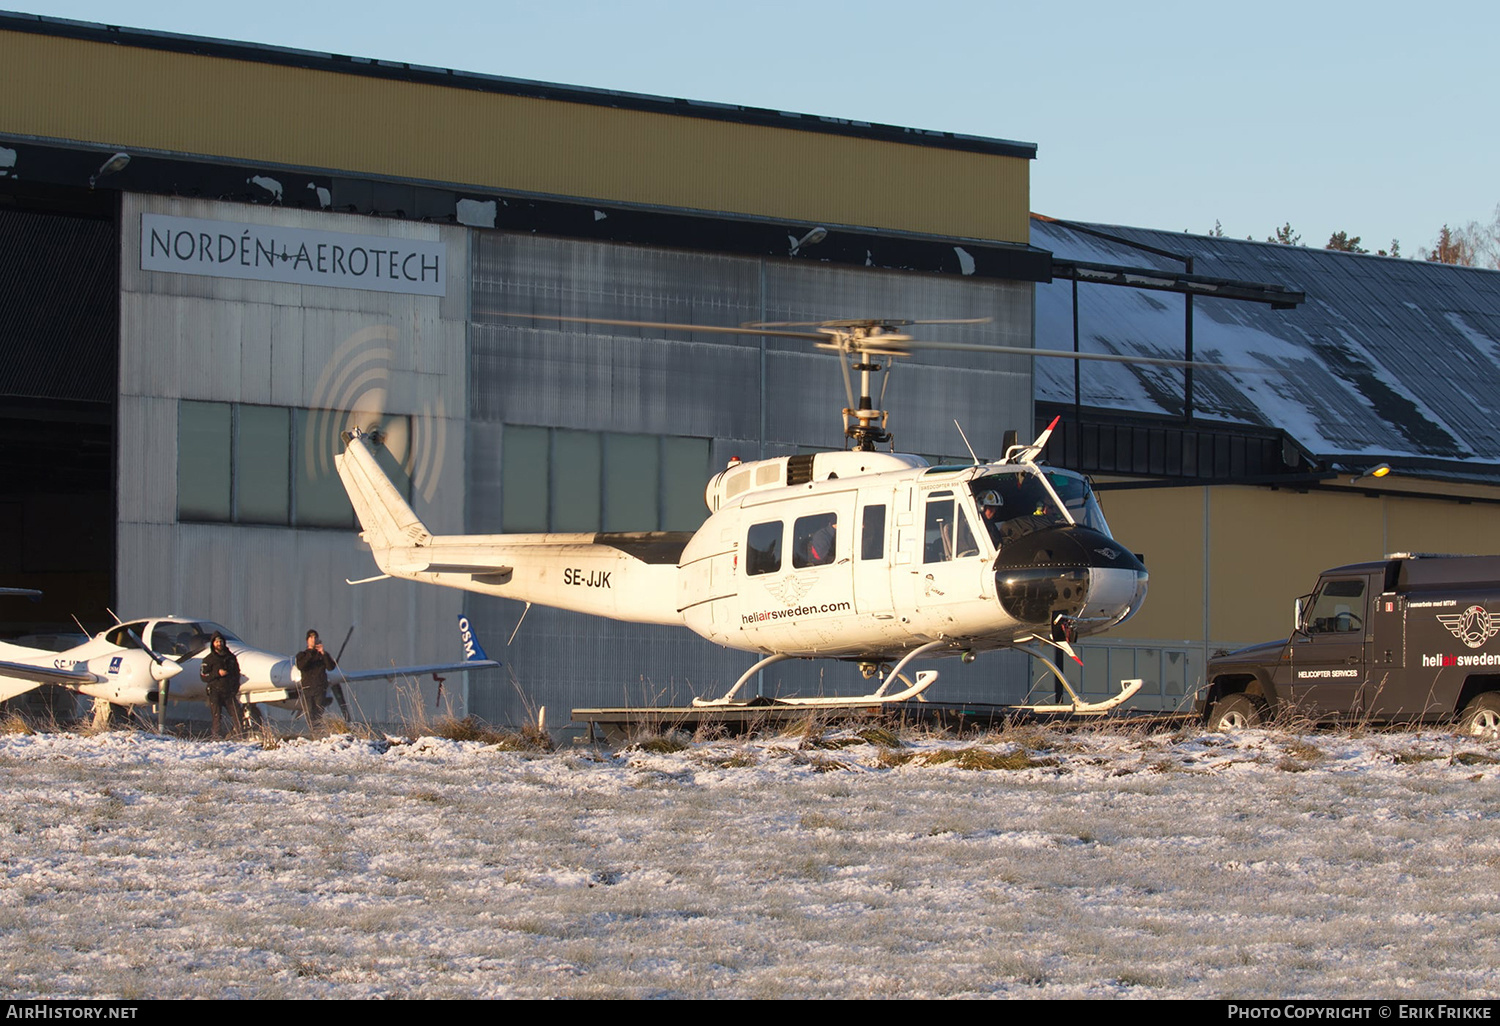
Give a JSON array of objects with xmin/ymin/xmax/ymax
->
[
  {"xmin": 793, "ymin": 513, "xmax": 838, "ymax": 568},
  {"xmin": 922, "ymin": 492, "xmax": 979, "ymax": 562},
  {"xmin": 860, "ymin": 505, "xmax": 886, "ymax": 560},
  {"xmin": 746, "ymin": 521, "xmax": 782, "ymax": 576}
]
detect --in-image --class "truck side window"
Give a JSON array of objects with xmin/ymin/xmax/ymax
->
[
  {"xmin": 746, "ymin": 521, "xmax": 782, "ymax": 576},
  {"xmin": 1306, "ymin": 579, "xmax": 1367, "ymax": 634}
]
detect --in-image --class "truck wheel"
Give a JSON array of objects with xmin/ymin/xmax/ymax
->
[
  {"xmin": 1458, "ymin": 693, "xmax": 1500, "ymax": 739},
  {"xmin": 1207, "ymin": 693, "xmax": 1262, "ymax": 731}
]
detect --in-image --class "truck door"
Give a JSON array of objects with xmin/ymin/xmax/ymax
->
[{"xmin": 1289, "ymin": 573, "xmax": 1374, "ymax": 718}]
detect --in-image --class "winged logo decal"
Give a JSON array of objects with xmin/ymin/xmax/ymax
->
[
  {"xmin": 1436, "ymin": 605, "xmax": 1500, "ymax": 649},
  {"xmin": 763, "ymin": 572, "xmax": 817, "ymax": 607}
]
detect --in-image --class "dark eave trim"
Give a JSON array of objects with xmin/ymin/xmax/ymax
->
[
  {"xmin": 1052, "ymin": 259, "xmax": 1305, "ymax": 309},
  {"xmin": 0, "ymin": 12, "xmax": 1038, "ymax": 161},
  {"xmin": 0, "ymin": 135, "xmax": 1054, "ymax": 283}
]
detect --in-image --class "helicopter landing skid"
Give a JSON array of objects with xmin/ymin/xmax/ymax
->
[
  {"xmin": 1013, "ymin": 642, "xmax": 1143, "ymax": 714},
  {"xmin": 692, "ymin": 640, "xmax": 949, "ymax": 708}
]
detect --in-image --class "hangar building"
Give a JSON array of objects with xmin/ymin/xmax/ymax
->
[
  {"xmin": 1030, "ymin": 215, "xmax": 1500, "ymax": 710},
  {"xmin": 0, "ymin": 12, "xmax": 1056, "ymax": 727}
]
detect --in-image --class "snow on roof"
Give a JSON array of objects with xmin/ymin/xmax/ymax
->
[{"xmin": 1031, "ymin": 218, "xmax": 1500, "ymax": 479}]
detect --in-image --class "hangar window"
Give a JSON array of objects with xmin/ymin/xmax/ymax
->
[
  {"xmin": 500, "ymin": 425, "xmax": 710, "ymax": 533},
  {"xmin": 178, "ymin": 402, "xmax": 406, "ymax": 528}
]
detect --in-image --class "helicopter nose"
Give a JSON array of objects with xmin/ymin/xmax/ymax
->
[{"xmin": 993, "ymin": 526, "xmax": 1148, "ymax": 628}]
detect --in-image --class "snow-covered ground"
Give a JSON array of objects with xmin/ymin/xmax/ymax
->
[{"xmin": 1, "ymin": 722, "xmax": 1497, "ymax": 999}]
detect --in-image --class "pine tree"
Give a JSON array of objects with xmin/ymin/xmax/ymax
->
[
  {"xmin": 1424, "ymin": 225, "xmax": 1476, "ymax": 265},
  {"xmin": 1325, "ymin": 231, "xmax": 1367, "ymax": 253},
  {"xmin": 1267, "ymin": 223, "xmax": 1301, "ymax": 245}
]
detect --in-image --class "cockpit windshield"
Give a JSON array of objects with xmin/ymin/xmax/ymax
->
[
  {"xmin": 150, "ymin": 621, "xmax": 239, "ymax": 657},
  {"xmin": 970, "ymin": 468, "xmax": 1111, "ymax": 545},
  {"xmin": 104, "ymin": 620, "xmax": 240, "ymax": 657}
]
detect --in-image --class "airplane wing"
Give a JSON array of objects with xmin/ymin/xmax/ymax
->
[
  {"xmin": 0, "ymin": 659, "xmax": 101, "ymax": 686},
  {"xmin": 335, "ymin": 659, "xmax": 499, "ymax": 684},
  {"xmin": 0, "ymin": 659, "xmax": 102, "ymax": 702}
]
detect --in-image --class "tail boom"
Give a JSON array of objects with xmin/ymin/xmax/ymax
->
[{"xmin": 334, "ymin": 431, "xmax": 685, "ymax": 625}]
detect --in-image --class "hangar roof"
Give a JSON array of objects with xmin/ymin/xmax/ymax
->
[{"xmin": 1032, "ymin": 216, "xmax": 1500, "ymax": 483}]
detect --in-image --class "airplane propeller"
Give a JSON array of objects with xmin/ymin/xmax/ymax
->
[
  {"xmin": 126, "ymin": 627, "xmax": 184, "ymax": 734},
  {"xmin": 331, "ymin": 625, "xmax": 356, "ymax": 722}
]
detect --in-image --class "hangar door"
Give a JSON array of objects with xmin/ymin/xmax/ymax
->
[{"xmin": 0, "ymin": 202, "xmax": 117, "ymax": 644}]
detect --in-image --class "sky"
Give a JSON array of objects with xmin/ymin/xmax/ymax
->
[{"xmin": 9, "ymin": 0, "xmax": 1497, "ymax": 255}]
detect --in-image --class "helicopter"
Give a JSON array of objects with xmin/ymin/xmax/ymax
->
[{"xmin": 333, "ymin": 317, "xmax": 1184, "ymax": 709}]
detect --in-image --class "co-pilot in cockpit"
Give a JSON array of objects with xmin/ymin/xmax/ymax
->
[{"xmin": 969, "ymin": 467, "xmax": 1109, "ymax": 547}]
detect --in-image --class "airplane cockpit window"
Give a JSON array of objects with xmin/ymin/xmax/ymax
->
[
  {"xmin": 792, "ymin": 513, "xmax": 838, "ymax": 568},
  {"xmin": 1304, "ymin": 579, "xmax": 1367, "ymax": 634},
  {"xmin": 104, "ymin": 623, "xmax": 149, "ymax": 649},
  {"xmin": 746, "ymin": 521, "xmax": 782, "ymax": 576},
  {"xmin": 147, "ymin": 621, "xmax": 240, "ymax": 657}
]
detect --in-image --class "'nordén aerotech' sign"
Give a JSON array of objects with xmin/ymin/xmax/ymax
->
[{"xmin": 141, "ymin": 214, "xmax": 446, "ymax": 297}]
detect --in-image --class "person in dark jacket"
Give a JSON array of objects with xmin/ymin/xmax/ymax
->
[
  {"xmin": 198, "ymin": 631, "xmax": 241, "ymax": 739},
  {"xmin": 294, "ymin": 629, "xmax": 337, "ymax": 729}
]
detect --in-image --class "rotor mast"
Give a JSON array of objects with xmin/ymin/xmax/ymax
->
[{"xmin": 816, "ymin": 321, "xmax": 913, "ymax": 452}]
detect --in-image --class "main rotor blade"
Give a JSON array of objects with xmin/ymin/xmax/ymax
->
[
  {"xmin": 490, "ymin": 312, "xmax": 826, "ymax": 342},
  {"xmin": 892, "ymin": 339, "xmax": 1257, "ymax": 372},
  {"xmin": 746, "ymin": 317, "xmax": 992, "ymax": 329}
]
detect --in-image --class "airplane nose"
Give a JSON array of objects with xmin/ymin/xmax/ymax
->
[{"xmin": 993, "ymin": 526, "xmax": 1148, "ymax": 628}]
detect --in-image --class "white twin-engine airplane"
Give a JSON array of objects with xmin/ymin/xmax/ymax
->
[
  {"xmin": 0, "ymin": 614, "xmax": 498, "ymax": 729},
  {"xmin": 335, "ymin": 419, "xmax": 1150, "ymax": 710}
]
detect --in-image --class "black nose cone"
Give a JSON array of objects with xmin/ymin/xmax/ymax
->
[
  {"xmin": 992, "ymin": 526, "xmax": 1146, "ymax": 626},
  {"xmin": 993, "ymin": 525, "xmax": 1145, "ymax": 574}
]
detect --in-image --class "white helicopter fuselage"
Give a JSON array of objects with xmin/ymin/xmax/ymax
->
[{"xmin": 337, "ymin": 435, "xmax": 1149, "ymax": 666}]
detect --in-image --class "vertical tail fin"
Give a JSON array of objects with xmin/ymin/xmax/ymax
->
[
  {"xmin": 334, "ymin": 429, "xmax": 433, "ymax": 552},
  {"xmin": 457, "ymin": 614, "xmax": 490, "ymax": 662}
]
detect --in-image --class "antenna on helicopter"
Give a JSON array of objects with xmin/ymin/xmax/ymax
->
[{"xmin": 954, "ymin": 420, "xmax": 981, "ymax": 465}]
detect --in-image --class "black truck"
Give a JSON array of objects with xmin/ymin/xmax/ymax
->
[{"xmin": 1202, "ymin": 554, "xmax": 1500, "ymax": 735}]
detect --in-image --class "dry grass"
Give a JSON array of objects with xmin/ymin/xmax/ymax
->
[
  {"xmin": 432, "ymin": 715, "xmax": 552, "ymax": 751},
  {"xmin": 919, "ymin": 745, "xmax": 1059, "ymax": 771},
  {"xmin": 0, "ymin": 710, "xmax": 37, "ymax": 735}
]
